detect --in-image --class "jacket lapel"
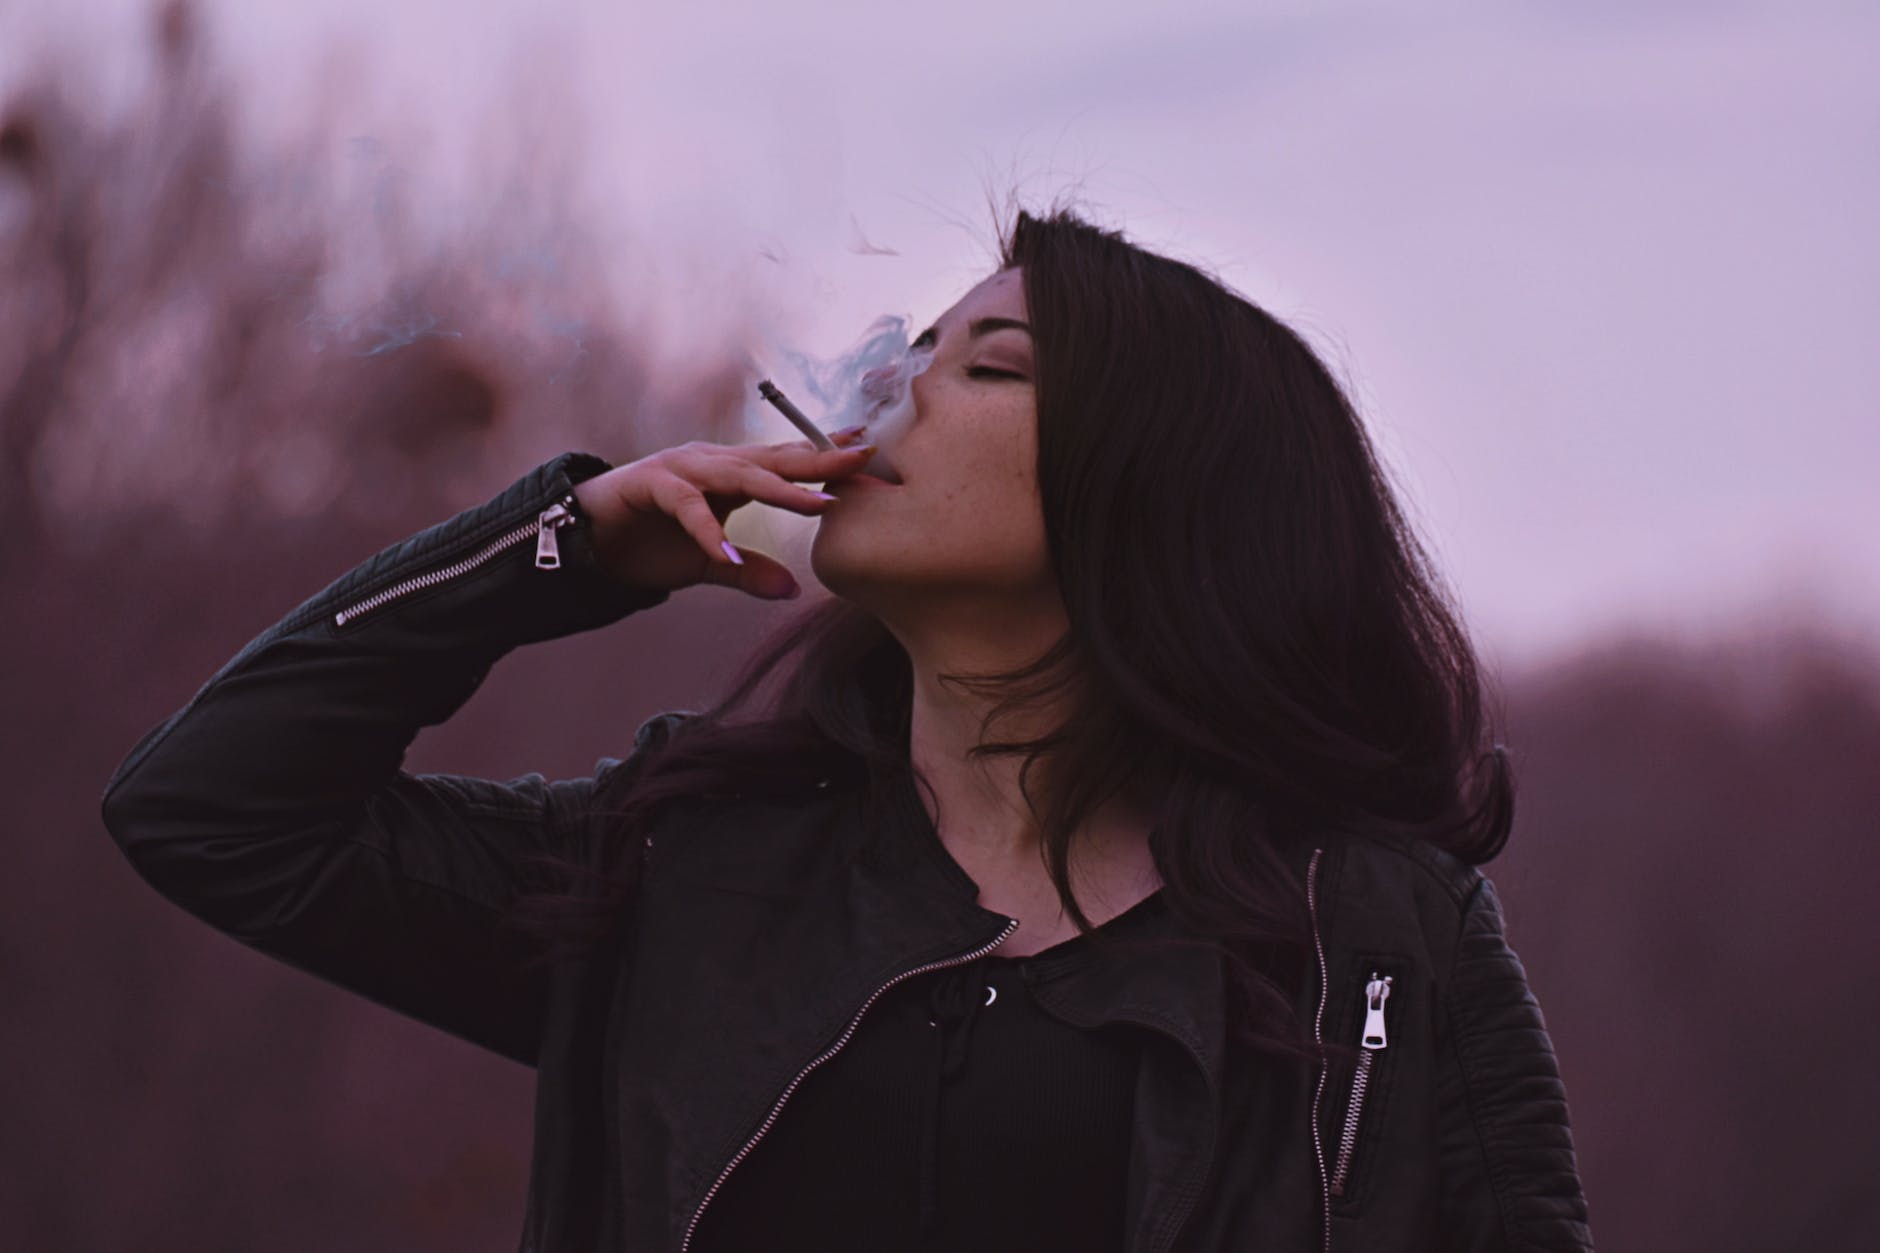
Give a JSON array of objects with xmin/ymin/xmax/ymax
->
[
  {"xmin": 619, "ymin": 786, "xmax": 1018, "ymax": 1251},
  {"xmin": 622, "ymin": 774, "xmax": 1239, "ymax": 1253},
  {"xmin": 1023, "ymin": 914, "xmax": 1228, "ymax": 1253}
]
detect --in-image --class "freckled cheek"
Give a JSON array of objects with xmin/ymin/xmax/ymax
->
[
  {"xmin": 937, "ymin": 453, "xmax": 1035, "ymax": 518},
  {"xmin": 942, "ymin": 427, "xmax": 1020, "ymax": 476},
  {"xmin": 901, "ymin": 385, "xmax": 1035, "ymax": 490}
]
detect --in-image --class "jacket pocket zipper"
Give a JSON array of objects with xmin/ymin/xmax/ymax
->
[
  {"xmin": 332, "ymin": 495, "xmax": 578, "ymax": 627},
  {"xmin": 1330, "ymin": 970, "xmax": 1392, "ymax": 1198}
]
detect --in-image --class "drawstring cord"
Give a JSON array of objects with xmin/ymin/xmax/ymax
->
[{"xmin": 916, "ymin": 957, "xmax": 996, "ymax": 1235}]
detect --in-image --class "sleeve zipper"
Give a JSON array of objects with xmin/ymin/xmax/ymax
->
[
  {"xmin": 332, "ymin": 495, "xmax": 579, "ymax": 627},
  {"xmin": 1329, "ymin": 971, "xmax": 1392, "ymax": 1197}
]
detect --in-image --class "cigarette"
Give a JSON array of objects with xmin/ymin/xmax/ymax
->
[{"xmin": 758, "ymin": 380, "xmax": 838, "ymax": 451}]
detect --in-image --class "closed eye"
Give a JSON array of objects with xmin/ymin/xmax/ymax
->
[{"xmin": 966, "ymin": 366, "xmax": 1028, "ymax": 381}]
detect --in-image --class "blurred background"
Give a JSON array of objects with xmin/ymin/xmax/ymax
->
[{"xmin": 3, "ymin": 1, "xmax": 1875, "ymax": 1249}]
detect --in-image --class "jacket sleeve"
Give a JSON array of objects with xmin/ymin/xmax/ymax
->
[
  {"xmin": 1433, "ymin": 876, "xmax": 1596, "ymax": 1251},
  {"xmin": 100, "ymin": 451, "xmax": 677, "ymax": 1069}
]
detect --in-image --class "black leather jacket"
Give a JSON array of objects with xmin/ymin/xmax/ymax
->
[{"xmin": 101, "ymin": 453, "xmax": 1595, "ymax": 1253}]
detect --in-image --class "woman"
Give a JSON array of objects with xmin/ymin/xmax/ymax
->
[{"xmin": 102, "ymin": 207, "xmax": 1594, "ymax": 1252}]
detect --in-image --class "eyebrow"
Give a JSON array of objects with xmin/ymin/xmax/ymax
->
[{"xmin": 913, "ymin": 317, "xmax": 1033, "ymax": 347}]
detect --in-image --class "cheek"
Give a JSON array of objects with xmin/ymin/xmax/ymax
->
[
  {"xmin": 910, "ymin": 445, "xmax": 1035, "ymax": 534},
  {"xmin": 918, "ymin": 381, "xmax": 1037, "ymax": 487},
  {"xmin": 964, "ymin": 452, "xmax": 1038, "ymax": 522},
  {"xmin": 933, "ymin": 436, "xmax": 1046, "ymax": 561},
  {"xmin": 961, "ymin": 418, "xmax": 1038, "ymax": 507},
  {"xmin": 893, "ymin": 379, "xmax": 1042, "ymax": 538}
]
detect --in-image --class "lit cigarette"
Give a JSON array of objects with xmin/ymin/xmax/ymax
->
[{"xmin": 757, "ymin": 380, "xmax": 838, "ymax": 451}]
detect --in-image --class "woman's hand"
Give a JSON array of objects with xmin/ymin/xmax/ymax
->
[{"xmin": 571, "ymin": 429, "xmax": 877, "ymax": 600}]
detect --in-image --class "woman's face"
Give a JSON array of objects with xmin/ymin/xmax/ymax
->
[{"xmin": 810, "ymin": 267, "xmax": 1053, "ymax": 616}]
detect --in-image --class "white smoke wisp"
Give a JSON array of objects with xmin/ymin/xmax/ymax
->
[{"xmin": 756, "ymin": 313, "xmax": 933, "ymax": 484}]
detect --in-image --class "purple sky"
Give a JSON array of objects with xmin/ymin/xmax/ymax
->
[{"xmin": 9, "ymin": 0, "xmax": 1876, "ymax": 668}]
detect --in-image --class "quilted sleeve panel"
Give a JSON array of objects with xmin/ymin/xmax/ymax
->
[{"xmin": 1433, "ymin": 876, "xmax": 1595, "ymax": 1251}]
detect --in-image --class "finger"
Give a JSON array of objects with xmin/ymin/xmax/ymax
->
[
  {"xmin": 648, "ymin": 472, "xmax": 737, "ymax": 566},
  {"xmin": 722, "ymin": 461, "xmax": 844, "ymax": 514},
  {"xmin": 744, "ymin": 441, "xmax": 880, "ymax": 482},
  {"xmin": 703, "ymin": 545, "xmax": 802, "ymax": 600},
  {"xmin": 674, "ymin": 439, "xmax": 869, "ymax": 479},
  {"xmin": 672, "ymin": 452, "xmax": 842, "ymax": 515}
]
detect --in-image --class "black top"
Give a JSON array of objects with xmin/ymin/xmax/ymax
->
[{"xmin": 686, "ymin": 889, "xmax": 1168, "ymax": 1253}]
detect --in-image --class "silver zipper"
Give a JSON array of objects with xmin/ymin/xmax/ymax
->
[
  {"xmin": 332, "ymin": 496, "xmax": 578, "ymax": 627},
  {"xmin": 1330, "ymin": 971, "xmax": 1392, "ymax": 1197},
  {"xmin": 1307, "ymin": 846, "xmax": 1332, "ymax": 1253},
  {"xmin": 677, "ymin": 917, "xmax": 1022, "ymax": 1253}
]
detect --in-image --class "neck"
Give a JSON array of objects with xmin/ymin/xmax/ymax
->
[{"xmin": 883, "ymin": 592, "xmax": 1151, "ymax": 870}]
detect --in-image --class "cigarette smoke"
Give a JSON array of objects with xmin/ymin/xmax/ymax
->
[{"xmin": 753, "ymin": 313, "xmax": 933, "ymax": 484}]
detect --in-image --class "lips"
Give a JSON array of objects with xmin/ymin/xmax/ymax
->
[
  {"xmin": 831, "ymin": 460, "xmax": 904, "ymax": 490},
  {"xmin": 829, "ymin": 473, "xmax": 895, "ymax": 492}
]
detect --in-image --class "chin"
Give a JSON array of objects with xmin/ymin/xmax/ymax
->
[
  {"xmin": 809, "ymin": 530, "xmax": 911, "ymax": 609},
  {"xmin": 807, "ymin": 529, "xmax": 867, "ymax": 600}
]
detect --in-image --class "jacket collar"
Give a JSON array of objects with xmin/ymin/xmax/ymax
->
[
  {"xmin": 868, "ymin": 766, "xmax": 1229, "ymax": 1087},
  {"xmin": 866, "ymin": 773, "xmax": 1235, "ymax": 1253},
  {"xmin": 653, "ymin": 770, "xmax": 1234, "ymax": 1252}
]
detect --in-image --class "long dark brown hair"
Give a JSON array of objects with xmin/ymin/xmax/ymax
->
[{"xmin": 505, "ymin": 201, "xmax": 1514, "ymax": 1064}]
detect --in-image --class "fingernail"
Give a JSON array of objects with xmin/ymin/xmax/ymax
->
[
  {"xmin": 810, "ymin": 490, "xmax": 837, "ymax": 501},
  {"xmin": 720, "ymin": 540, "xmax": 744, "ymax": 565}
]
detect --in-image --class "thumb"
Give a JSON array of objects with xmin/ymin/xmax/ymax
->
[{"xmin": 703, "ymin": 544, "xmax": 803, "ymax": 600}]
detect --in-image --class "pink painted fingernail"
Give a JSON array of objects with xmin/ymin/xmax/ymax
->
[{"xmin": 720, "ymin": 540, "xmax": 744, "ymax": 565}]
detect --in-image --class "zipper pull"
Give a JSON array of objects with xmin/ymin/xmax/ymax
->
[
  {"xmin": 535, "ymin": 498, "xmax": 576, "ymax": 569},
  {"xmin": 1361, "ymin": 972, "xmax": 1393, "ymax": 1049}
]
